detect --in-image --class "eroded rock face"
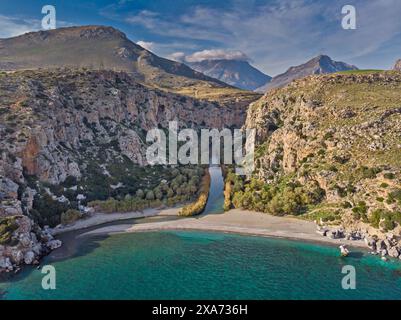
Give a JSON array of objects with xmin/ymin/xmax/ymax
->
[
  {"xmin": 0, "ymin": 68, "xmax": 247, "ymax": 273},
  {"xmin": 245, "ymin": 72, "xmax": 401, "ymax": 243},
  {"xmin": 1, "ymin": 69, "xmax": 244, "ymax": 186},
  {"xmin": 0, "ymin": 215, "xmax": 48, "ymax": 272}
]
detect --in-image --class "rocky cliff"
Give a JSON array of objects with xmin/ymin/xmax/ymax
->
[
  {"xmin": 0, "ymin": 68, "xmax": 245, "ymax": 273},
  {"xmin": 243, "ymin": 71, "xmax": 401, "ymax": 247}
]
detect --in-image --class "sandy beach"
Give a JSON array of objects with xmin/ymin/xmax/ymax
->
[
  {"xmin": 52, "ymin": 207, "xmax": 181, "ymax": 235},
  {"xmin": 73, "ymin": 208, "xmax": 367, "ymax": 249}
]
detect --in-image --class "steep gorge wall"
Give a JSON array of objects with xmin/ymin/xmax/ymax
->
[
  {"xmin": 244, "ymin": 72, "xmax": 401, "ymax": 236},
  {"xmin": 0, "ymin": 68, "xmax": 245, "ymax": 272}
]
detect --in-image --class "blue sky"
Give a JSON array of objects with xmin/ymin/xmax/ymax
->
[{"xmin": 0, "ymin": 0, "xmax": 400, "ymax": 75}]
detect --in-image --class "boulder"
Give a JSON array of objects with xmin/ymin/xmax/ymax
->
[
  {"xmin": 386, "ymin": 233, "xmax": 395, "ymax": 241},
  {"xmin": 31, "ymin": 243, "xmax": 43, "ymax": 256},
  {"xmin": 316, "ymin": 229, "xmax": 328, "ymax": 236},
  {"xmin": 46, "ymin": 239, "xmax": 62, "ymax": 250},
  {"xmin": 0, "ymin": 257, "xmax": 13, "ymax": 271},
  {"xmin": 365, "ymin": 237, "xmax": 377, "ymax": 250},
  {"xmin": 19, "ymin": 234, "xmax": 32, "ymax": 248},
  {"xmin": 10, "ymin": 250, "xmax": 24, "ymax": 264},
  {"xmin": 339, "ymin": 245, "xmax": 349, "ymax": 257},
  {"xmin": 383, "ymin": 239, "xmax": 391, "ymax": 250},
  {"xmin": 327, "ymin": 231, "xmax": 336, "ymax": 239},
  {"xmin": 23, "ymin": 251, "xmax": 35, "ymax": 265},
  {"xmin": 388, "ymin": 247, "xmax": 399, "ymax": 258},
  {"xmin": 377, "ymin": 240, "xmax": 385, "ymax": 250}
]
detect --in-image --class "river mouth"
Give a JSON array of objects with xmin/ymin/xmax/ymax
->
[{"xmin": 53, "ymin": 165, "xmax": 226, "ymax": 261}]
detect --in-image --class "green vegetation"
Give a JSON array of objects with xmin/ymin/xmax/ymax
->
[
  {"xmin": 383, "ymin": 172, "xmax": 395, "ymax": 180},
  {"xmin": 30, "ymin": 194, "xmax": 70, "ymax": 227},
  {"xmin": 0, "ymin": 216, "xmax": 19, "ymax": 245},
  {"xmin": 388, "ymin": 188, "xmax": 401, "ymax": 204},
  {"xmin": 336, "ymin": 69, "xmax": 384, "ymax": 75},
  {"xmin": 357, "ymin": 166, "xmax": 381, "ymax": 179},
  {"xmin": 369, "ymin": 209, "xmax": 401, "ymax": 231},
  {"xmin": 89, "ymin": 166, "xmax": 206, "ymax": 214},
  {"xmin": 89, "ymin": 196, "xmax": 164, "ymax": 213},
  {"xmin": 223, "ymin": 181, "xmax": 232, "ymax": 211},
  {"xmin": 179, "ymin": 169, "xmax": 210, "ymax": 217},
  {"xmin": 352, "ymin": 201, "xmax": 368, "ymax": 221},
  {"xmin": 60, "ymin": 209, "xmax": 82, "ymax": 225},
  {"xmin": 306, "ymin": 208, "xmax": 343, "ymax": 223},
  {"xmin": 224, "ymin": 167, "xmax": 325, "ymax": 216}
]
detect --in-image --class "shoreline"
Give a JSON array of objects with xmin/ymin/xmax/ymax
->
[
  {"xmin": 52, "ymin": 207, "xmax": 182, "ymax": 235},
  {"xmin": 74, "ymin": 208, "xmax": 368, "ymax": 250}
]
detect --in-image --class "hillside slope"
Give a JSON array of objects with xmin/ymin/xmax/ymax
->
[
  {"xmin": 256, "ymin": 55, "xmax": 358, "ymax": 92},
  {"xmin": 0, "ymin": 26, "xmax": 260, "ymax": 106},
  {"xmin": 188, "ymin": 59, "xmax": 271, "ymax": 90},
  {"xmin": 231, "ymin": 72, "xmax": 401, "ymax": 244},
  {"xmin": 0, "ymin": 26, "xmax": 219, "ymax": 85},
  {"xmin": 0, "ymin": 69, "xmax": 246, "ymax": 272}
]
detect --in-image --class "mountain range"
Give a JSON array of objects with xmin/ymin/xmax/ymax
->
[
  {"xmin": 187, "ymin": 59, "xmax": 271, "ymax": 91},
  {"xmin": 256, "ymin": 55, "xmax": 358, "ymax": 92},
  {"xmin": 0, "ymin": 25, "xmax": 259, "ymax": 106},
  {"xmin": 0, "ymin": 26, "xmax": 361, "ymax": 96},
  {"xmin": 0, "ymin": 26, "xmax": 218, "ymax": 86}
]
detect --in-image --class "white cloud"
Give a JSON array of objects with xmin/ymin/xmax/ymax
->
[
  {"xmin": 167, "ymin": 52, "xmax": 186, "ymax": 62},
  {"xmin": 0, "ymin": 14, "xmax": 74, "ymax": 39},
  {"xmin": 0, "ymin": 15, "xmax": 41, "ymax": 38},
  {"xmin": 121, "ymin": 0, "xmax": 401, "ymax": 74},
  {"xmin": 185, "ymin": 49, "xmax": 249, "ymax": 62},
  {"xmin": 137, "ymin": 40, "xmax": 155, "ymax": 51}
]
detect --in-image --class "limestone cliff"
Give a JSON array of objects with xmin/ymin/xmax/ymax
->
[
  {"xmin": 0, "ymin": 68, "xmax": 244, "ymax": 273},
  {"xmin": 243, "ymin": 71, "xmax": 401, "ymax": 241}
]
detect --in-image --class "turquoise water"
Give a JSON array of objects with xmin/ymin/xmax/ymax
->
[{"xmin": 1, "ymin": 230, "xmax": 401, "ymax": 300}]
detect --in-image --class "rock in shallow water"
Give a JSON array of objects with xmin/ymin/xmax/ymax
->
[
  {"xmin": 46, "ymin": 239, "xmax": 62, "ymax": 250},
  {"xmin": 388, "ymin": 247, "xmax": 399, "ymax": 258},
  {"xmin": 339, "ymin": 245, "xmax": 349, "ymax": 257}
]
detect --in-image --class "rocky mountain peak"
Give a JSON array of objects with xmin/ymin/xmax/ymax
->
[
  {"xmin": 4, "ymin": 25, "xmax": 127, "ymax": 42},
  {"xmin": 0, "ymin": 25, "xmax": 232, "ymax": 92},
  {"xmin": 256, "ymin": 55, "xmax": 358, "ymax": 92},
  {"xmin": 188, "ymin": 59, "xmax": 271, "ymax": 91}
]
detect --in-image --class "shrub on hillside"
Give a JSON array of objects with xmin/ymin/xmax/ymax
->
[{"xmin": 61, "ymin": 209, "xmax": 82, "ymax": 225}]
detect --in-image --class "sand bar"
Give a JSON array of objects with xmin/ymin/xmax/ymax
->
[{"xmin": 76, "ymin": 208, "xmax": 367, "ymax": 249}]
